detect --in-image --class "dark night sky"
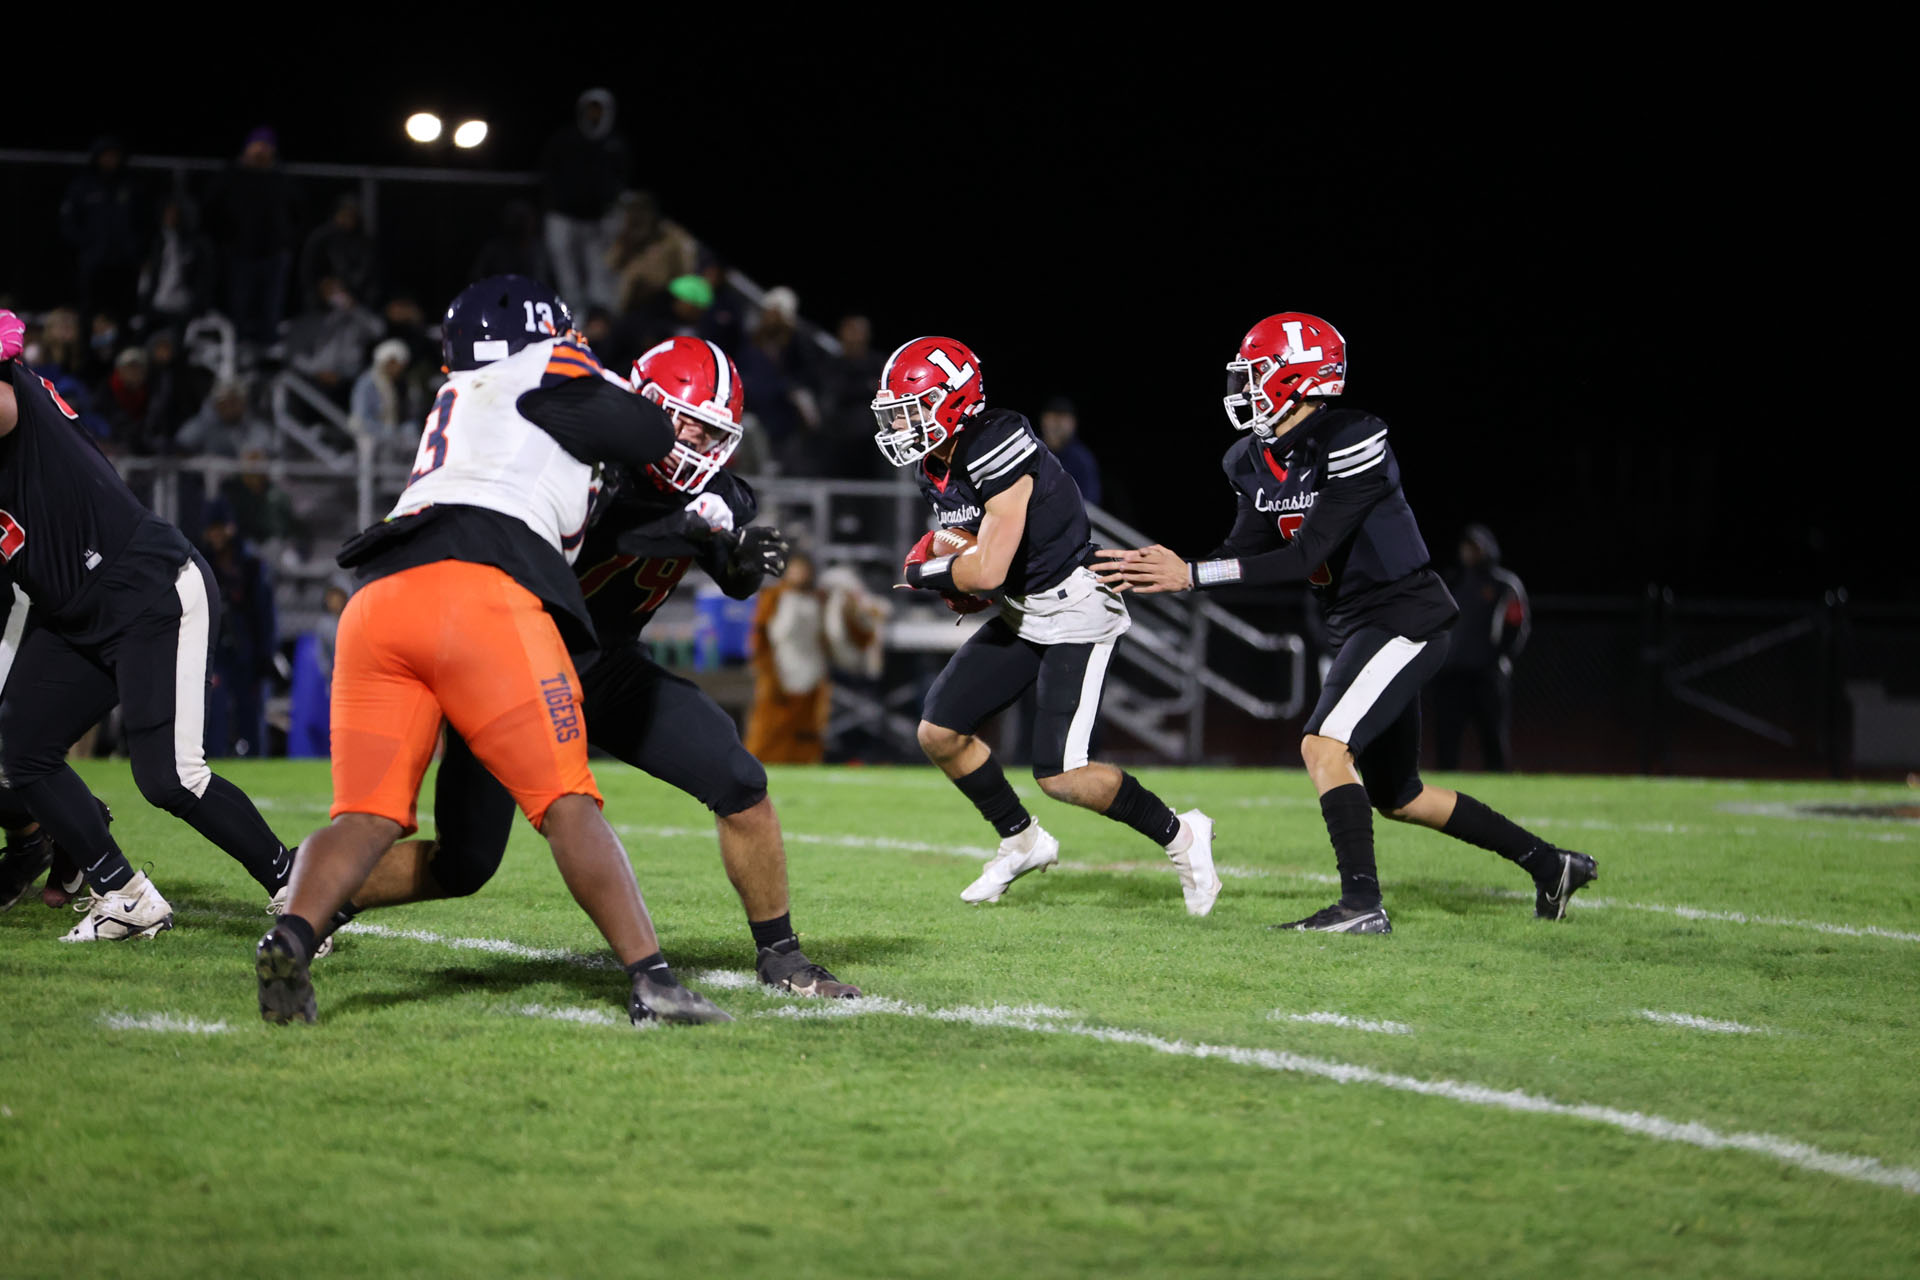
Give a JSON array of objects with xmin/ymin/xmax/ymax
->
[{"xmin": 8, "ymin": 35, "xmax": 1903, "ymax": 602}]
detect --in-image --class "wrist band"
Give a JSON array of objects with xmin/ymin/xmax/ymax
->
[
  {"xmin": 909, "ymin": 554, "xmax": 957, "ymax": 592},
  {"xmin": 1193, "ymin": 559, "xmax": 1243, "ymax": 588}
]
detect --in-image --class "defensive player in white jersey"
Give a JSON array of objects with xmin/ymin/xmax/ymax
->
[{"xmin": 256, "ymin": 275, "xmax": 731, "ymax": 1026}]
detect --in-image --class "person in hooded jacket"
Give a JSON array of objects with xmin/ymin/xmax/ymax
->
[
  {"xmin": 539, "ymin": 88, "xmax": 629, "ymax": 312},
  {"xmin": 1432, "ymin": 524, "xmax": 1531, "ymax": 772}
]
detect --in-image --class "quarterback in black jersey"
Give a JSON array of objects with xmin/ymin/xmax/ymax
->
[
  {"xmin": 305, "ymin": 336, "xmax": 857, "ymax": 997},
  {"xmin": 876, "ymin": 336, "xmax": 1221, "ymax": 915},
  {"xmin": 1099, "ymin": 313, "xmax": 1596, "ymax": 931},
  {"xmin": 0, "ymin": 311, "xmax": 294, "ymax": 941}
]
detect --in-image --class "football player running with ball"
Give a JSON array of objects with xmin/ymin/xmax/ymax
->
[
  {"xmin": 1097, "ymin": 314, "xmax": 1596, "ymax": 932},
  {"xmin": 310, "ymin": 336, "xmax": 858, "ymax": 998},
  {"xmin": 877, "ymin": 337, "xmax": 1220, "ymax": 914},
  {"xmin": 257, "ymin": 276, "xmax": 730, "ymax": 1025}
]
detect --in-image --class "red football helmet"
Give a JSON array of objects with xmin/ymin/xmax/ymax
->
[
  {"xmin": 1222, "ymin": 313, "xmax": 1347, "ymax": 440},
  {"xmin": 871, "ymin": 336, "xmax": 985, "ymax": 466},
  {"xmin": 630, "ymin": 336, "xmax": 745, "ymax": 493}
]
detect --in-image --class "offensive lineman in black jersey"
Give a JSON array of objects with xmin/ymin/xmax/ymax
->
[
  {"xmin": 0, "ymin": 309, "xmax": 294, "ymax": 941},
  {"xmin": 877, "ymin": 336, "xmax": 1221, "ymax": 914},
  {"xmin": 305, "ymin": 337, "xmax": 858, "ymax": 996},
  {"xmin": 1097, "ymin": 313, "xmax": 1596, "ymax": 932}
]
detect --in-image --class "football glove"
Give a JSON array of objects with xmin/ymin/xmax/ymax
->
[
  {"xmin": 941, "ymin": 590, "xmax": 994, "ymax": 615},
  {"xmin": 0, "ymin": 310, "xmax": 23, "ymax": 362},
  {"xmin": 728, "ymin": 525, "xmax": 791, "ymax": 578}
]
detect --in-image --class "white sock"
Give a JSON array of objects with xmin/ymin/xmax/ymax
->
[
  {"xmin": 1004, "ymin": 823, "xmax": 1041, "ymax": 854},
  {"xmin": 1165, "ymin": 818, "xmax": 1193, "ymax": 857}
]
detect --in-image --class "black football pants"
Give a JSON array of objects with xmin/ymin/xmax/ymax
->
[{"xmin": 0, "ymin": 554, "xmax": 289, "ymax": 894}]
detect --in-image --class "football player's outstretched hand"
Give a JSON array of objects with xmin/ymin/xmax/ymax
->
[
  {"xmin": 1094, "ymin": 545, "xmax": 1192, "ymax": 594},
  {"xmin": 0, "ymin": 310, "xmax": 24, "ymax": 361},
  {"xmin": 732, "ymin": 525, "xmax": 791, "ymax": 577}
]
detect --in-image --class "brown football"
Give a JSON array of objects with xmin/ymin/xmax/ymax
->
[{"xmin": 931, "ymin": 527, "xmax": 978, "ymax": 555}]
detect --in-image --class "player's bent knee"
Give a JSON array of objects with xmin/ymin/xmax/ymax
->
[
  {"xmin": 428, "ymin": 838, "xmax": 504, "ymax": 898},
  {"xmin": 917, "ymin": 720, "xmax": 967, "ymax": 760},
  {"xmin": 708, "ymin": 748, "xmax": 769, "ymax": 818},
  {"xmin": 130, "ymin": 756, "xmax": 203, "ymax": 816}
]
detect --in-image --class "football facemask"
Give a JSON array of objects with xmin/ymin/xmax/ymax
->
[
  {"xmin": 643, "ymin": 391, "xmax": 744, "ymax": 493},
  {"xmin": 871, "ymin": 387, "xmax": 951, "ymax": 467}
]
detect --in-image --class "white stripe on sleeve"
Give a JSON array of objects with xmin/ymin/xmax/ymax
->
[{"xmin": 1328, "ymin": 429, "xmax": 1387, "ymax": 458}]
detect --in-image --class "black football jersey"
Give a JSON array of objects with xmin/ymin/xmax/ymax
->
[
  {"xmin": 1212, "ymin": 407, "xmax": 1457, "ymax": 645},
  {"xmin": 0, "ymin": 360, "xmax": 193, "ymax": 643},
  {"xmin": 574, "ymin": 469, "xmax": 759, "ymax": 644},
  {"xmin": 916, "ymin": 407, "xmax": 1093, "ymax": 598}
]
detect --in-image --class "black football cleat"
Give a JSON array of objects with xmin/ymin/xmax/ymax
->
[
  {"xmin": 629, "ymin": 974, "xmax": 734, "ymax": 1026},
  {"xmin": 256, "ymin": 925, "xmax": 318, "ymax": 1025},
  {"xmin": 1272, "ymin": 901, "xmax": 1393, "ymax": 934},
  {"xmin": 0, "ymin": 830, "xmax": 55, "ymax": 913},
  {"xmin": 1534, "ymin": 849, "xmax": 1598, "ymax": 920},
  {"xmin": 756, "ymin": 937, "xmax": 862, "ymax": 998}
]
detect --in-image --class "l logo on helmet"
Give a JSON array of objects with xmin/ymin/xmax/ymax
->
[
  {"xmin": 926, "ymin": 348, "xmax": 976, "ymax": 388},
  {"xmin": 1281, "ymin": 321, "xmax": 1323, "ymax": 364}
]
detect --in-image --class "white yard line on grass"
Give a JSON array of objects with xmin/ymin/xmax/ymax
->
[
  {"xmin": 99, "ymin": 1012, "xmax": 230, "ymax": 1034},
  {"xmin": 615, "ymin": 825, "xmax": 1920, "ymax": 947},
  {"xmin": 1271, "ymin": 1010, "xmax": 1414, "ymax": 1035},
  {"xmin": 740, "ymin": 998, "xmax": 1920, "ymax": 1196},
  {"xmin": 1640, "ymin": 1010, "xmax": 1771, "ymax": 1035},
  {"xmin": 336, "ymin": 920, "xmax": 618, "ymax": 968},
  {"xmin": 513, "ymin": 1003, "xmax": 629, "ymax": 1028}
]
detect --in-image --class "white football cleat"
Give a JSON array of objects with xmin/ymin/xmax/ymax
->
[
  {"xmin": 1169, "ymin": 810, "xmax": 1222, "ymax": 917},
  {"xmin": 60, "ymin": 872, "xmax": 173, "ymax": 942},
  {"xmin": 961, "ymin": 825, "xmax": 1060, "ymax": 903}
]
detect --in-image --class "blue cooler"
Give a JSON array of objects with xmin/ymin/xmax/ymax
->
[{"xmin": 692, "ymin": 585, "xmax": 758, "ymax": 670}]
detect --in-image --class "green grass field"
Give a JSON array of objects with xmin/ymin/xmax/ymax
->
[{"xmin": 4, "ymin": 760, "xmax": 1918, "ymax": 1279}]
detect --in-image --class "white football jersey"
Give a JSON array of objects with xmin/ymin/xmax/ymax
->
[{"xmin": 390, "ymin": 337, "xmax": 612, "ymax": 562}]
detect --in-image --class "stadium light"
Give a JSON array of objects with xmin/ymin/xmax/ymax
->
[
  {"xmin": 405, "ymin": 112, "xmax": 443, "ymax": 144},
  {"xmin": 453, "ymin": 120, "xmax": 489, "ymax": 149}
]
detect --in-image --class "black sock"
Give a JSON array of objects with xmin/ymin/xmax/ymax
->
[
  {"xmin": 320, "ymin": 902, "xmax": 360, "ymax": 941},
  {"xmin": 750, "ymin": 912, "xmax": 796, "ymax": 951},
  {"xmin": 275, "ymin": 913, "xmax": 318, "ymax": 960},
  {"xmin": 951, "ymin": 757, "xmax": 1033, "ymax": 839},
  {"xmin": 181, "ymin": 776, "xmax": 292, "ymax": 892},
  {"xmin": 1320, "ymin": 783, "xmax": 1380, "ymax": 908},
  {"xmin": 624, "ymin": 951, "xmax": 680, "ymax": 987},
  {"xmin": 18, "ymin": 769, "xmax": 132, "ymax": 892},
  {"xmin": 1445, "ymin": 793, "xmax": 1558, "ymax": 877},
  {"xmin": 1104, "ymin": 772, "xmax": 1182, "ymax": 846}
]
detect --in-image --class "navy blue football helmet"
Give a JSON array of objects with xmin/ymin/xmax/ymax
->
[{"xmin": 440, "ymin": 275, "xmax": 573, "ymax": 371}]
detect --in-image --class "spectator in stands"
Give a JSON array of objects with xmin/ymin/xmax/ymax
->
[
  {"xmin": 137, "ymin": 196, "xmax": 217, "ymax": 336},
  {"xmin": 285, "ymin": 276, "xmax": 383, "ymax": 404},
  {"xmin": 350, "ymin": 338, "xmax": 415, "ymax": 458},
  {"xmin": 175, "ymin": 378, "xmax": 274, "ymax": 457},
  {"xmin": 298, "ymin": 194, "xmax": 380, "ymax": 312},
  {"xmin": 379, "ymin": 293, "xmax": 441, "ymax": 397},
  {"xmin": 471, "ymin": 199, "xmax": 557, "ymax": 286},
  {"xmin": 1039, "ymin": 396, "xmax": 1102, "ymax": 506},
  {"xmin": 204, "ymin": 126, "xmax": 301, "ymax": 349},
  {"xmin": 540, "ymin": 88, "xmax": 628, "ymax": 311},
  {"xmin": 580, "ymin": 306, "xmax": 617, "ymax": 364},
  {"xmin": 135, "ymin": 328, "xmax": 205, "ymax": 454},
  {"xmin": 219, "ymin": 449, "xmax": 303, "ymax": 548},
  {"xmin": 608, "ymin": 189, "xmax": 699, "ymax": 317},
  {"xmin": 818, "ymin": 314, "xmax": 888, "ymax": 474},
  {"xmin": 1432, "ymin": 524, "xmax": 1531, "ymax": 772},
  {"xmin": 737, "ymin": 286, "xmax": 819, "ymax": 449},
  {"xmin": 744, "ymin": 552, "xmax": 832, "ymax": 764},
  {"xmin": 197, "ymin": 497, "xmax": 278, "ymax": 758},
  {"xmin": 58, "ymin": 135, "xmax": 150, "ymax": 324},
  {"xmin": 220, "ymin": 448, "xmax": 306, "ymax": 550},
  {"xmin": 97, "ymin": 346, "xmax": 151, "ymax": 452}
]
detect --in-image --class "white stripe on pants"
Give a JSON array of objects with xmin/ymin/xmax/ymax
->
[
  {"xmin": 1061, "ymin": 639, "xmax": 1116, "ymax": 772},
  {"xmin": 1319, "ymin": 636, "xmax": 1427, "ymax": 745},
  {"xmin": 171, "ymin": 561, "xmax": 213, "ymax": 799}
]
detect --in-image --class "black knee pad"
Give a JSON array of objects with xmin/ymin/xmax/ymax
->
[
  {"xmin": 707, "ymin": 747, "xmax": 768, "ymax": 818},
  {"xmin": 0, "ymin": 784, "xmax": 35, "ymax": 829},
  {"xmin": 1364, "ymin": 770, "xmax": 1423, "ymax": 815},
  {"xmin": 428, "ymin": 836, "xmax": 506, "ymax": 899},
  {"xmin": 129, "ymin": 755, "xmax": 201, "ymax": 817}
]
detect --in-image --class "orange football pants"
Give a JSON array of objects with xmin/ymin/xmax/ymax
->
[{"xmin": 329, "ymin": 559, "xmax": 600, "ymax": 834}]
